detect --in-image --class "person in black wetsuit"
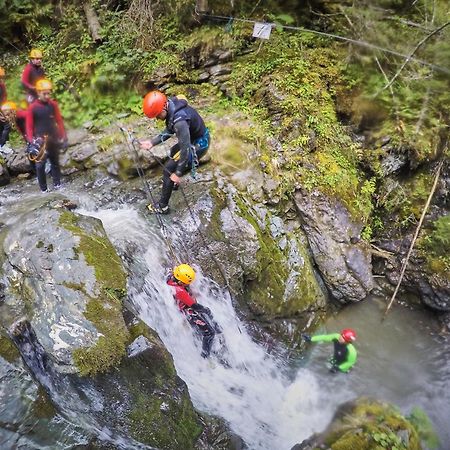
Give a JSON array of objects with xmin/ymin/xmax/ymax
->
[{"xmin": 139, "ymin": 91, "xmax": 210, "ymax": 214}]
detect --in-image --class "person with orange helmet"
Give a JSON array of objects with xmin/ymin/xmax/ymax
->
[
  {"xmin": 139, "ymin": 90, "xmax": 210, "ymax": 214},
  {"xmin": 0, "ymin": 67, "xmax": 7, "ymax": 104},
  {"xmin": 21, "ymin": 49, "xmax": 46, "ymax": 103},
  {"xmin": 167, "ymin": 264, "xmax": 219, "ymax": 358},
  {"xmin": 26, "ymin": 79, "xmax": 67, "ymax": 192},
  {"xmin": 302, "ymin": 328, "xmax": 357, "ymax": 373}
]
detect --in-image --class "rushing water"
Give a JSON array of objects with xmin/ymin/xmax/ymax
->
[
  {"xmin": 89, "ymin": 206, "xmax": 450, "ymax": 450},
  {"xmin": 1, "ymin": 178, "xmax": 449, "ymax": 449}
]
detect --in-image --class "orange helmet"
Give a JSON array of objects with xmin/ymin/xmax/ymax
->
[
  {"xmin": 1, "ymin": 101, "xmax": 17, "ymax": 112},
  {"xmin": 143, "ymin": 91, "xmax": 167, "ymax": 118},
  {"xmin": 0, "ymin": 67, "xmax": 5, "ymax": 76},
  {"xmin": 36, "ymin": 79, "xmax": 52, "ymax": 91},
  {"xmin": 29, "ymin": 49, "xmax": 43, "ymax": 59}
]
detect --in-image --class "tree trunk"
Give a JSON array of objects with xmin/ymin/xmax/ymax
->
[{"xmin": 83, "ymin": 1, "xmax": 102, "ymax": 44}]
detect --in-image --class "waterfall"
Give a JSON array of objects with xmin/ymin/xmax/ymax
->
[{"xmin": 87, "ymin": 207, "xmax": 336, "ymax": 450}]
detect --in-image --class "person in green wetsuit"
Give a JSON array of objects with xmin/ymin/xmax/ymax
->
[{"xmin": 303, "ymin": 328, "xmax": 357, "ymax": 373}]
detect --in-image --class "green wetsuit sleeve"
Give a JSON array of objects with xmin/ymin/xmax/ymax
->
[
  {"xmin": 338, "ymin": 344, "xmax": 357, "ymax": 372},
  {"xmin": 310, "ymin": 333, "xmax": 341, "ymax": 343}
]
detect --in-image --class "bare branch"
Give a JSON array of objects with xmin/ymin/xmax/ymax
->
[{"xmin": 377, "ymin": 21, "xmax": 450, "ymax": 95}]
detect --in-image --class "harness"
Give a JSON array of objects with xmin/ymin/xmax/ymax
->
[{"xmin": 27, "ymin": 135, "xmax": 48, "ymax": 163}]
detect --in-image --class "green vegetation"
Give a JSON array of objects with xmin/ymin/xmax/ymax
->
[
  {"xmin": 418, "ymin": 214, "xmax": 450, "ymax": 278},
  {"xmin": 0, "ymin": 329, "xmax": 20, "ymax": 362},
  {"xmin": 324, "ymin": 399, "xmax": 422, "ymax": 450},
  {"xmin": 59, "ymin": 210, "xmax": 129, "ymax": 376}
]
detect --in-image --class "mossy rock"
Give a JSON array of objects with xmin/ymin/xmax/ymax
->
[
  {"xmin": 318, "ymin": 398, "xmax": 422, "ymax": 450},
  {"xmin": 59, "ymin": 210, "xmax": 129, "ymax": 376}
]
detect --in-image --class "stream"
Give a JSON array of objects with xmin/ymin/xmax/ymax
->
[{"xmin": 0, "ymin": 176, "xmax": 449, "ymax": 449}]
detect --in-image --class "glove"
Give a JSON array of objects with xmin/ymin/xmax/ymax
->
[{"xmin": 302, "ymin": 334, "xmax": 311, "ymax": 343}]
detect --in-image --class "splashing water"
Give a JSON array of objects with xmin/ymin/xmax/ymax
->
[{"xmin": 83, "ymin": 206, "xmax": 338, "ymax": 450}]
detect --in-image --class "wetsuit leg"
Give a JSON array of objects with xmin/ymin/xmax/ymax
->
[
  {"xmin": 35, "ymin": 155, "xmax": 48, "ymax": 191},
  {"xmin": 159, "ymin": 157, "xmax": 178, "ymax": 208},
  {"xmin": 188, "ymin": 313, "xmax": 216, "ymax": 357},
  {"xmin": 46, "ymin": 141, "xmax": 61, "ymax": 186}
]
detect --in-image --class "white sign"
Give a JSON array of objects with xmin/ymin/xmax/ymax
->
[{"xmin": 252, "ymin": 22, "xmax": 272, "ymax": 39}]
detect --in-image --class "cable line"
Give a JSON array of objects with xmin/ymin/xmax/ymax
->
[
  {"xmin": 196, "ymin": 11, "xmax": 450, "ymax": 75},
  {"xmin": 118, "ymin": 125, "xmax": 180, "ymax": 266},
  {"xmin": 120, "ymin": 127, "xmax": 243, "ymax": 332}
]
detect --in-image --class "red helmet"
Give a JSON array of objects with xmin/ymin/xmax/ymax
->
[
  {"xmin": 143, "ymin": 91, "xmax": 167, "ymax": 118},
  {"xmin": 341, "ymin": 329, "xmax": 356, "ymax": 343}
]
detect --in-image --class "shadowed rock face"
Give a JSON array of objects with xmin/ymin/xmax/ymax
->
[{"xmin": 294, "ymin": 189, "xmax": 374, "ymax": 303}]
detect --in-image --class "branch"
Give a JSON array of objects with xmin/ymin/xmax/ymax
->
[
  {"xmin": 383, "ymin": 161, "xmax": 444, "ymax": 319},
  {"xmin": 377, "ymin": 21, "xmax": 450, "ymax": 95}
]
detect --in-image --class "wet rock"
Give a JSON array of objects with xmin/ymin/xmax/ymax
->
[
  {"xmin": 5, "ymin": 150, "xmax": 31, "ymax": 175},
  {"xmin": 67, "ymin": 128, "xmax": 89, "ymax": 147},
  {"xmin": 381, "ymin": 151, "xmax": 408, "ymax": 176},
  {"xmin": 209, "ymin": 64, "xmax": 232, "ymax": 78},
  {"xmin": 0, "ymin": 162, "xmax": 10, "ymax": 186},
  {"xmin": 70, "ymin": 142, "xmax": 98, "ymax": 163},
  {"xmin": 294, "ymin": 189, "xmax": 374, "ymax": 302}
]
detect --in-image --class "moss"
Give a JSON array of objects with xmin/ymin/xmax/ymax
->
[
  {"xmin": 32, "ymin": 385, "xmax": 57, "ymax": 419},
  {"xmin": 128, "ymin": 392, "xmax": 202, "ymax": 450},
  {"xmin": 381, "ymin": 171, "xmax": 434, "ymax": 226},
  {"xmin": 418, "ymin": 214, "xmax": 450, "ymax": 279},
  {"xmin": 97, "ymin": 132, "xmax": 122, "ymax": 152},
  {"xmin": 59, "ymin": 210, "xmax": 129, "ymax": 376},
  {"xmin": 0, "ymin": 330, "xmax": 20, "ymax": 362},
  {"xmin": 233, "ymin": 194, "xmax": 324, "ymax": 318},
  {"xmin": 325, "ymin": 400, "xmax": 422, "ymax": 450}
]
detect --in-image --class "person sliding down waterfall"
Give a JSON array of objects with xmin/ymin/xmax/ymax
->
[
  {"xmin": 302, "ymin": 329, "xmax": 357, "ymax": 373},
  {"xmin": 167, "ymin": 264, "xmax": 220, "ymax": 358},
  {"xmin": 139, "ymin": 90, "xmax": 210, "ymax": 214}
]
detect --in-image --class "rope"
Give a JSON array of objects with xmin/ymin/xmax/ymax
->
[
  {"xmin": 123, "ymin": 127, "xmax": 242, "ymax": 332},
  {"xmin": 383, "ymin": 160, "xmax": 444, "ymax": 320},
  {"xmin": 197, "ymin": 12, "xmax": 450, "ymax": 75},
  {"xmin": 117, "ymin": 125, "xmax": 180, "ymax": 266}
]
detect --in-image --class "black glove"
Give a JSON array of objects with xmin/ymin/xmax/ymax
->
[
  {"xmin": 329, "ymin": 365, "xmax": 339, "ymax": 373},
  {"xmin": 302, "ymin": 334, "xmax": 311, "ymax": 343}
]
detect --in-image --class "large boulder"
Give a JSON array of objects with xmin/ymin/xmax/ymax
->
[
  {"xmin": 169, "ymin": 178, "xmax": 327, "ymax": 343},
  {"xmin": 293, "ymin": 189, "xmax": 374, "ymax": 303},
  {"xmin": 0, "ymin": 202, "xmax": 206, "ymax": 449}
]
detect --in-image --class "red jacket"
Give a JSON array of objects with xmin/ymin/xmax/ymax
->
[
  {"xmin": 167, "ymin": 279, "xmax": 197, "ymax": 311},
  {"xmin": 0, "ymin": 81, "xmax": 6, "ymax": 104},
  {"xmin": 21, "ymin": 62, "xmax": 45, "ymax": 95}
]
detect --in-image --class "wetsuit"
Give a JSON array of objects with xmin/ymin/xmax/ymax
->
[
  {"xmin": 151, "ymin": 97, "xmax": 210, "ymax": 208},
  {"xmin": 0, "ymin": 81, "xmax": 6, "ymax": 104},
  {"xmin": 311, "ymin": 333, "xmax": 357, "ymax": 373},
  {"xmin": 26, "ymin": 99, "xmax": 66, "ymax": 191},
  {"xmin": 21, "ymin": 62, "xmax": 45, "ymax": 103},
  {"xmin": 167, "ymin": 277, "xmax": 216, "ymax": 357}
]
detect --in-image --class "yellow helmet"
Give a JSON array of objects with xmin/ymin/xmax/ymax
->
[
  {"xmin": 0, "ymin": 67, "xmax": 5, "ymax": 76},
  {"xmin": 173, "ymin": 264, "xmax": 196, "ymax": 284},
  {"xmin": 36, "ymin": 79, "xmax": 52, "ymax": 91},
  {"xmin": 1, "ymin": 101, "xmax": 17, "ymax": 112},
  {"xmin": 29, "ymin": 49, "xmax": 43, "ymax": 59}
]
